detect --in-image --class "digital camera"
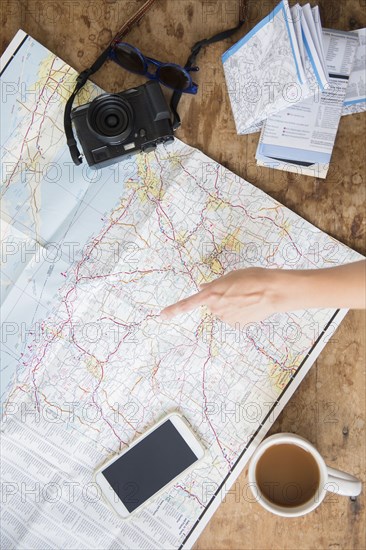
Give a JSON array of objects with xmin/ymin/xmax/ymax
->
[{"xmin": 71, "ymin": 81, "xmax": 174, "ymax": 169}]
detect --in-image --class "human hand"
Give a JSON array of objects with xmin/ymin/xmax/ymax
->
[
  {"xmin": 160, "ymin": 268, "xmax": 285, "ymax": 327},
  {"xmin": 160, "ymin": 260, "xmax": 366, "ymax": 327}
]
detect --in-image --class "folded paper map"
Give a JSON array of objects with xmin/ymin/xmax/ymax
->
[
  {"xmin": 223, "ymin": 5, "xmax": 364, "ymax": 138},
  {"xmin": 222, "ymin": 0, "xmax": 329, "ymax": 133}
]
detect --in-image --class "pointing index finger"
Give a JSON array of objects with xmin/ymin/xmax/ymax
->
[{"xmin": 160, "ymin": 289, "xmax": 209, "ymax": 319}]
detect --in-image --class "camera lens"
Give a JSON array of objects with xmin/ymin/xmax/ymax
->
[
  {"xmin": 87, "ymin": 94, "xmax": 133, "ymax": 143},
  {"xmin": 105, "ymin": 114, "xmax": 119, "ymax": 128}
]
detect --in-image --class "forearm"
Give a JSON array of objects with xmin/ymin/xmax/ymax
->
[
  {"xmin": 161, "ymin": 261, "xmax": 366, "ymax": 325},
  {"xmin": 272, "ymin": 260, "xmax": 366, "ymax": 312}
]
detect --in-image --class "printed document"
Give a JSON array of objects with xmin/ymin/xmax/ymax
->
[
  {"xmin": 256, "ymin": 29, "xmax": 359, "ymax": 178},
  {"xmin": 343, "ymin": 28, "xmax": 366, "ymax": 116}
]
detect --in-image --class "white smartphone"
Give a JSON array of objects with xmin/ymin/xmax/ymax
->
[{"xmin": 94, "ymin": 413, "xmax": 205, "ymax": 518}]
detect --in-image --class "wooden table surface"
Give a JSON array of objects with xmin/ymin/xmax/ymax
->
[{"xmin": 2, "ymin": 0, "xmax": 365, "ymax": 548}]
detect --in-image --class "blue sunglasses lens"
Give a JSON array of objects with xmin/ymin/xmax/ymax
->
[
  {"xmin": 158, "ymin": 65, "xmax": 191, "ymax": 91},
  {"xmin": 114, "ymin": 43, "xmax": 145, "ymax": 74}
]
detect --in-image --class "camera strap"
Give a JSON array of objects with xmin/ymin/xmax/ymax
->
[
  {"xmin": 64, "ymin": 4, "xmax": 244, "ymax": 164},
  {"xmin": 170, "ymin": 19, "xmax": 244, "ymax": 130},
  {"xmin": 64, "ymin": 48, "xmax": 110, "ymax": 165},
  {"xmin": 64, "ymin": 0, "xmax": 158, "ymax": 165}
]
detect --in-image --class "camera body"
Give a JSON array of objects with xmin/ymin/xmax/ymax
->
[{"xmin": 71, "ymin": 81, "xmax": 174, "ymax": 169}]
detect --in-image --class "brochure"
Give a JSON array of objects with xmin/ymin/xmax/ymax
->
[
  {"xmin": 222, "ymin": 0, "xmax": 312, "ymax": 133},
  {"xmin": 256, "ymin": 29, "xmax": 359, "ymax": 178},
  {"xmin": 225, "ymin": 5, "xmax": 364, "ymax": 143},
  {"xmin": 342, "ymin": 28, "xmax": 366, "ymax": 116}
]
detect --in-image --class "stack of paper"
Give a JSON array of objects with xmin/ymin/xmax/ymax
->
[
  {"xmin": 342, "ymin": 28, "xmax": 366, "ymax": 116},
  {"xmin": 222, "ymin": 1, "xmax": 361, "ymax": 178},
  {"xmin": 239, "ymin": 27, "xmax": 365, "ymax": 131},
  {"xmin": 256, "ymin": 27, "xmax": 359, "ymax": 178},
  {"xmin": 222, "ymin": 0, "xmax": 330, "ymax": 134}
]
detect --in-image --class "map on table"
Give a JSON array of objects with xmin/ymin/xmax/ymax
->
[{"xmin": 0, "ymin": 31, "xmax": 361, "ymax": 550}]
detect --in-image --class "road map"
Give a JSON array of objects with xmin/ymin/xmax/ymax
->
[
  {"xmin": 0, "ymin": 31, "xmax": 362, "ymax": 550},
  {"xmin": 222, "ymin": 0, "xmax": 316, "ymax": 134}
]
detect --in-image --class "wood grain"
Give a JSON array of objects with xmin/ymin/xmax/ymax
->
[{"xmin": 1, "ymin": 1, "xmax": 365, "ymax": 548}]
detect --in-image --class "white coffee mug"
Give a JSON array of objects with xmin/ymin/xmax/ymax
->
[{"xmin": 248, "ymin": 433, "xmax": 362, "ymax": 517}]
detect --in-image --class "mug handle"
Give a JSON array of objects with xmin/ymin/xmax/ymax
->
[{"xmin": 326, "ymin": 466, "xmax": 362, "ymax": 497}]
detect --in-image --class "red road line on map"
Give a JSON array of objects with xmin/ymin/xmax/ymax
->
[
  {"xmin": 76, "ymin": 268, "xmax": 169, "ymax": 284},
  {"xmin": 4, "ymin": 57, "xmax": 61, "ymax": 191},
  {"xmin": 176, "ymin": 159, "xmax": 320, "ymax": 269},
  {"xmin": 34, "ymin": 67, "xmax": 72, "ymax": 153},
  {"xmin": 175, "ymin": 485, "xmax": 204, "ymax": 507},
  {"xmin": 74, "ymin": 191, "xmax": 137, "ymax": 282},
  {"xmin": 202, "ymin": 355, "xmax": 231, "ymax": 468}
]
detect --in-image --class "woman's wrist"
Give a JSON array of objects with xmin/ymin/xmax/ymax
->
[
  {"xmin": 269, "ymin": 268, "xmax": 327, "ymax": 313},
  {"xmin": 269, "ymin": 261, "xmax": 366, "ymax": 313}
]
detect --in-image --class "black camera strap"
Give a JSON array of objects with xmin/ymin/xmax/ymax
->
[
  {"xmin": 64, "ymin": 47, "xmax": 110, "ymax": 165},
  {"xmin": 64, "ymin": 17, "xmax": 244, "ymax": 164},
  {"xmin": 64, "ymin": 0, "xmax": 158, "ymax": 165},
  {"xmin": 170, "ymin": 19, "xmax": 244, "ymax": 130}
]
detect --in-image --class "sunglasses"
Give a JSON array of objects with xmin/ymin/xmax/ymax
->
[{"xmin": 109, "ymin": 42, "xmax": 199, "ymax": 94}]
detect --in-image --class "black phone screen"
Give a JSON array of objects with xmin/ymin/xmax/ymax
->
[{"xmin": 102, "ymin": 419, "xmax": 199, "ymax": 512}]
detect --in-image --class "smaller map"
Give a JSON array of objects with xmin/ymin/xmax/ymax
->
[{"xmin": 222, "ymin": 0, "xmax": 310, "ymax": 133}]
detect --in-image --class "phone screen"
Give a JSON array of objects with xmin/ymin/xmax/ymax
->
[{"xmin": 102, "ymin": 419, "xmax": 199, "ymax": 512}]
